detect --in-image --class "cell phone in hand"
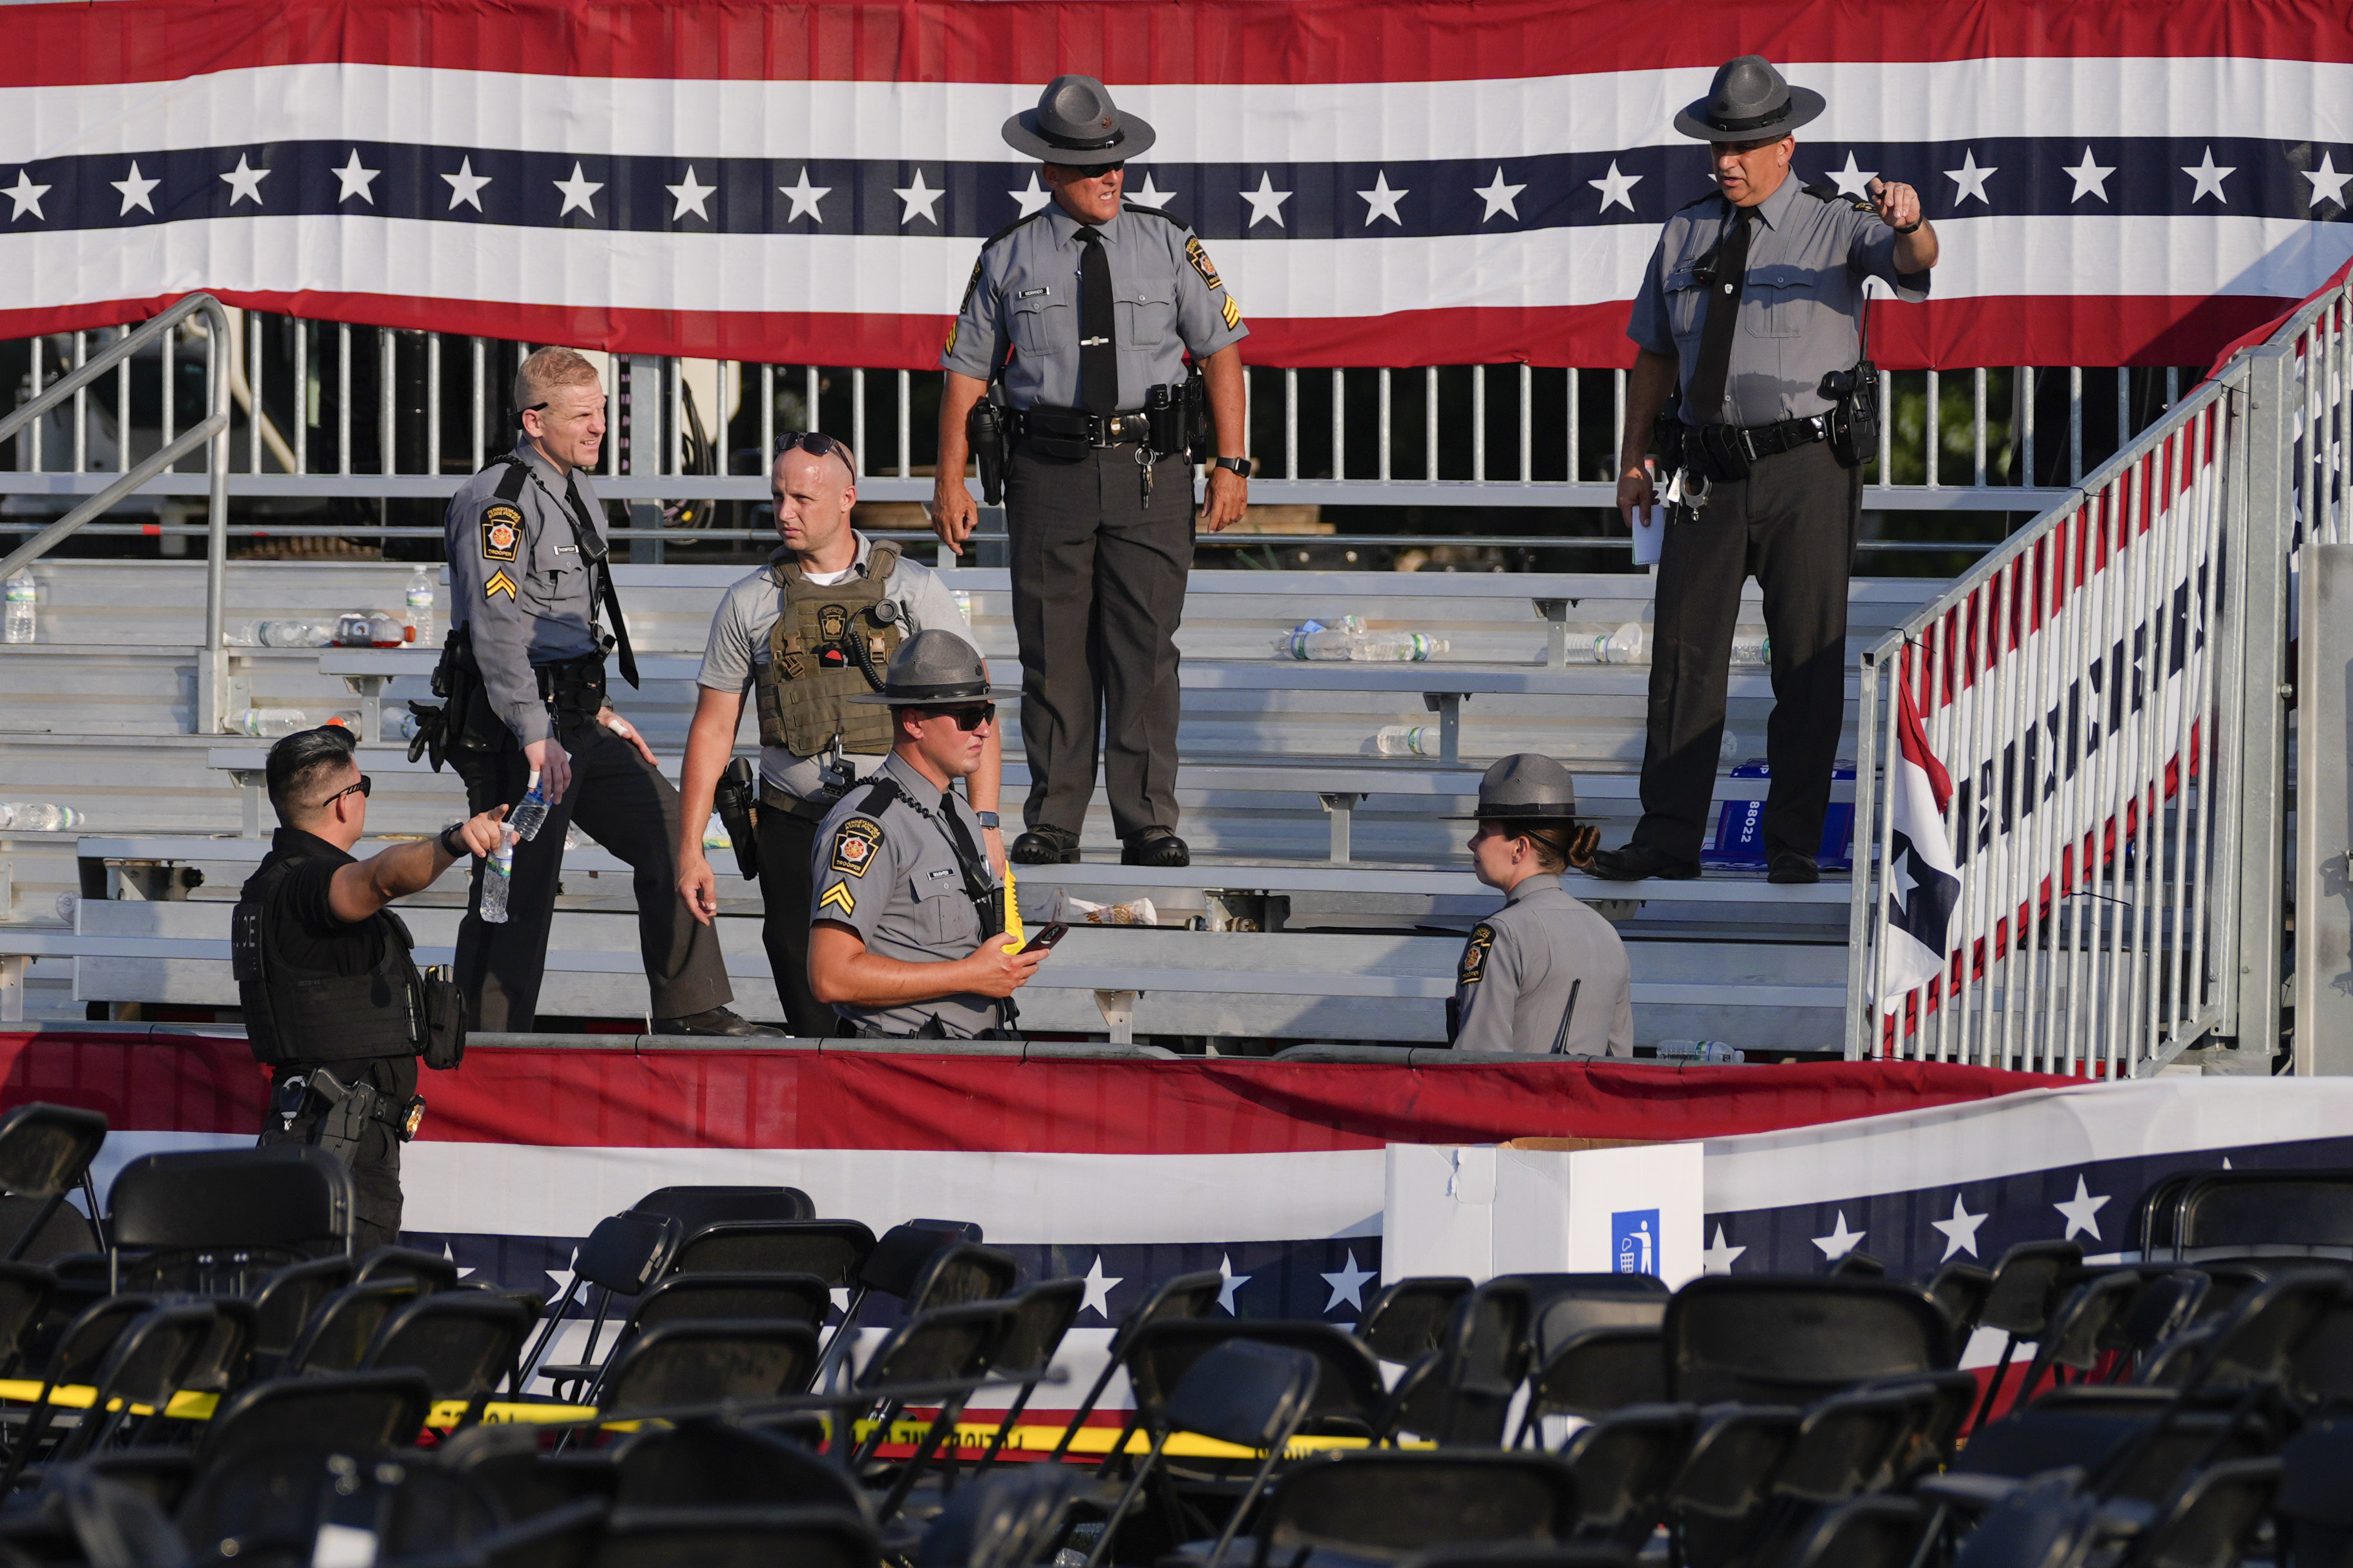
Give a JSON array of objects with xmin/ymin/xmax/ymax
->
[{"xmin": 1018, "ymin": 923, "xmax": 1070, "ymax": 955}]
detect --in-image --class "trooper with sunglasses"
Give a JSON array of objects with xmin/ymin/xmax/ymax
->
[
  {"xmin": 236, "ymin": 724, "xmax": 509, "ymax": 1249},
  {"xmin": 678, "ymin": 432, "xmax": 1001, "ymax": 1035},
  {"xmin": 807, "ymin": 631, "xmax": 1046, "ymax": 1040},
  {"xmin": 934, "ymin": 74, "xmax": 1250, "ymax": 870}
]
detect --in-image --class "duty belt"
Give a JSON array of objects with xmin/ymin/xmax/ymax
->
[
  {"xmin": 1013, "ymin": 407, "xmax": 1151, "ymax": 447},
  {"xmin": 1686, "ymin": 413, "xmax": 1828, "ymax": 468},
  {"xmin": 535, "ymin": 652, "xmax": 608, "ymax": 719}
]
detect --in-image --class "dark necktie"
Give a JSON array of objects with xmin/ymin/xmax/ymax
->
[
  {"xmin": 1687, "ymin": 203, "xmax": 1755, "ymax": 426},
  {"xmin": 558, "ymin": 481, "xmax": 639, "ymax": 689},
  {"xmin": 1075, "ymin": 225, "xmax": 1117, "ymax": 416}
]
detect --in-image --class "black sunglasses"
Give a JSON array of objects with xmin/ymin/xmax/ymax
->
[
  {"xmin": 776, "ymin": 431, "xmax": 856, "ymax": 476},
  {"xmin": 321, "ymin": 775, "xmax": 372, "ymax": 809},
  {"xmin": 918, "ymin": 703, "xmax": 995, "ymax": 731}
]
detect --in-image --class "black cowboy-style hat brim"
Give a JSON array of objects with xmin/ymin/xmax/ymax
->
[
  {"xmin": 1001, "ymin": 109, "xmax": 1158, "ymax": 166},
  {"xmin": 1672, "ymin": 85, "xmax": 1825, "ymax": 143}
]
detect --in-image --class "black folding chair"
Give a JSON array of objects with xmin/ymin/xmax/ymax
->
[
  {"xmin": 1928, "ymin": 1261, "xmax": 1995, "ymax": 1343},
  {"xmin": 30, "ymin": 1302, "xmax": 218, "ymax": 1476},
  {"xmin": 631, "ymin": 1184, "xmax": 816, "ymax": 1229},
  {"xmin": 907, "ymin": 1242, "xmax": 1021, "ymax": 1310},
  {"xmin": 1556, "ymin": 1404, "xmax": 1694, "ymax": 1552},
  {"xmin": 0, "ymin": 1262, "xmax": 54, "ymax": 1379},
  {"xmin": 544, "ymin": 1271, "xmax": 832, "ymax": 1405},
  {"xmin": 2274, "ymin": 1417, "xmax": 2353, "ymax": 1567},
  {"xmin": 245, "ymin": 1255, "xmax": 351, "ymax": 1379},
  {"xmin": 0, "ymin": 1105, "xmax": 107, "ymax": 1263},
  {"xmin": 351, "ymin": 1244, "xmax": 461, "ymax": 1293},
  {"xmin": 105, "ymin": 1145, "xmax": 354, "ymax": 1295},
  {"xmin": 1665, "ymin": 1277, "xmax": 1953, "ymax": 1406},
  {"xmin": 593, "ymin": 1503, "xmax": 876, "ymax": 1568},
  {"xmin": 1121, "ymin": 1319, "xmax": 1390, "ymax": 1454},
  {"xmin": 1360, "ymin": 1277, "xmax": 1475, "ymax": 1365},
  {"xmin": 1245, "ymin": 1450, "xmax": 1583, "ymax": 1565},
  {"xmin": 593, "ymin": 1319, "xmax": 822, "ymax": 1421},
  {"xmin": 2168, "ymin": 1169, "xmax": 2353, "ymax": 1261},
  {"xmin": 361, "ymin": 1290, "xmax": 539, "ymax": 1426},
  {"xmin": 1963, "ymin": 1240, "xmax": 2084, "ymax": 1433},
  {"xmin": 1085, "ymin": 1338, "xmax": 1320, "ymax": 1568},
  {"xmin": 668, "ymin": 1217, "xmax": 878, "ymax": 1284},
  {"xmin": 282, "ymin": 1279, "xmax": 420, "ymax": 1374},
  {"xmin": 2012, "ymin": 1270, "xmax": 2145, "ymax": 1397},
  {"xmin": 969, "ymin": 1276, "xmax": 1086, "ymax": 1472},
  {"xmin": 190, "ymin": 1369, "xmax": 434, "ymax": 1476},
  {"xmin": 515, "ymin": 1208, "xmax": 684, "ymax": 1397},
  {"xmin": 611, "ymin": 1418, "xmax": 864, "ymax": 1514},
  {"xmin": 2129, "ymin": 1456, "xmax": 2282, "ymax": 1568},
  {"xmin": 828, "ymin": 1219, "xmax": 982, "ymax": 1354},
  {"xmin": 1515, "ymin": 1327, "xmax": 1669, "ymax": 1446},
  {"xmin": 1662, "ymin": 1404, "xmax": 1804, "ymax": 1568},
  {"xmin": 1044, "ymin": 1269, "xmax": 1221, "ymax": 1462},
  {"xmin": 0, "ymin": 1292, "xmax": 159, "ymax": 1489},
  {"xmin": 436, "ymin": 1419, "xmax": 620, "ymax": 1527},
  {"xmin": 1390, "ymin": 1279, "xmax": 1536, "ymax": 1447},
  {"xmin": 847, "ymin": 1302, "xmax": 1019, "ymax": 1519},
  {"xmin": 1777, "ymin": 1493, "xmax": 1934, "ymax": 1568},
  {"xmin": 917, "ymin": 1461, "xmax": 1090, "ymax": 1568}
]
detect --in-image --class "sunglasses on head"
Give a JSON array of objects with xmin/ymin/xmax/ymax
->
[
  {"xmin": 321, "ymin": 775, "xmax": 372, "ymax": 809},
  {"xmin": 776, "ymin": 432, "xmax": 856, "ymax": 476},
  {"xmin": 918, "ymin": 703, "xmax": 995, "ymax": 732}
]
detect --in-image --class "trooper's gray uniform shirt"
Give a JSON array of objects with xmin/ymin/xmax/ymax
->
[
  {"xmin": 1627, "ymin": 175, "xmax": 1930, "ymax": 426},
  {"xmin": 809, "ymin": 753, "xmax": 1006, "ymax": 1039},
  {"xmin": 940, "ymin": 204, "xmax": 1247, "ymax": 405},
  {"xmin": 695, "ymin": 534, "xmax": 977, "ymax": 801},
  {"xmin": 447, "ymin": 437, "xmax": 610, "ymax": 746},
  {"xmin": 1452, "ymin": 875, "xmax": 1634, "ymax": 1056}
]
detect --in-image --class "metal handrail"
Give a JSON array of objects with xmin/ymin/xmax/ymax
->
[{"xmin": 1, "ymin": 294, "xmax": 234, "ymax": 735}]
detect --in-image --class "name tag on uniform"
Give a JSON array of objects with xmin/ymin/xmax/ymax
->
[
  {"xmin": 926, "ymin": 868, "xmax": 956, "ymax": 882},
  {"xmin": 554, "ymin": 543, "xmax": 580, "ymax": 555},
  {"xmin": 1017, "ymin": 287, "xmax": 1050, "ymax": 298}
]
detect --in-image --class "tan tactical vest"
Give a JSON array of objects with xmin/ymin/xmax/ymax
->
[{"xmin": 755, "ymin": 542, "xmax": 905, "ymax": 757}]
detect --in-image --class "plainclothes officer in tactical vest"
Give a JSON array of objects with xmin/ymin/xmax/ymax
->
[
  {"xmin": 237, "ymin": 726, "xmax": 506, "ymax": 1250},
  {"xmin": 1451, "ymin": 755, "xmax": 1635, "ymax": 1057},
  {"xmin": 440, "ymin": 346, "xmax": 773, "ymax": 1037},
  {"xmin": 1594, "ymin": 56, "xmax": 1938, "ymax": 887},
  {"xmin": 677, "ymin": 433, "xmax": 1004, "ymax": 1036},
  {"xmin": 932, "ymin": 74, "xmax": 1251, "ymax": 871},
  {"xmin": 808, "ymin": 631, "xmax": 1047, "ymax": 1039}
]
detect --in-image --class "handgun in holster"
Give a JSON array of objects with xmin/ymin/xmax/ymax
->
[
  {"xmin": 410, "ymin": 627, "xmax": 503, "ymax": 769},
  {"xmin": 277, "ymin": 1069, "xmax": 425, "ymax": 1169},
  {"xmin": 967, "ymin": 390, "xmax": 1009, "ymax": 506},
  {"xmin": 713, "ymin": 757, "xmax": 761, "ymax": 881}
]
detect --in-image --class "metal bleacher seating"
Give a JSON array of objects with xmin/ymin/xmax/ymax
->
[{"xmin": 0, "ymin": 556, "xmax": 1937, "ymax": 1047}]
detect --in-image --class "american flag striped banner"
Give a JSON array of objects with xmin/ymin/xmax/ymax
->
[{"xmin": 5, "ymin": 1, "xmax": 2353, "ymax": 369}]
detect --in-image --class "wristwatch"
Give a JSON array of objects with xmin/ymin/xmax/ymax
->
[
  {"xmin": 436, "ymin": 823, "xmax": 469, "ymax": 858},
  {"xmin": 974, "ymin": 811, "xmax": 1001, "ymax": 830},
  {"xmin": 1209, "ymin": 456, "xmax": 1250, "ymax": 476}
]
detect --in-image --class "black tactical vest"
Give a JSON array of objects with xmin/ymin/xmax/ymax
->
[{"xmin": 232, "ymin": 857, "xmax": 465, "ymax": 1071}]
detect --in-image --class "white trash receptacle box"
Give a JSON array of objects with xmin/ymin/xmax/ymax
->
[{"xmin": 1382, "ymin": 1142, "xmax": 1704, "ymax": 1288}]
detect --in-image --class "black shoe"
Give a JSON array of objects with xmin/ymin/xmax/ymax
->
[
  {"xmin": 1587, "ymin": 844, "xmax": 1702, "ymax": 882},
  {"xmin": 1767, "ymin": 852, "xmax": 1822, "ymax": 885},
  {"xmin": 1011, "ymin": 826, "xmax": 1082, "ymax": 864},
  {"xmin": 653, "ymin": 1006, "xmax": 786, "ymax": 1038},
  {"xmin": 1121, "ymin": 828, "xmax": 1191, "ymax": 868}
]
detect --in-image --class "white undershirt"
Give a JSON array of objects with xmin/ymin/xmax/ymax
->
[{"xmin": 801, "ymin": 565, "xmax": 857, "ymax": 587}]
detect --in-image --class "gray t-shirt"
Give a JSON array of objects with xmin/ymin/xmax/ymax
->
[{"xmin": 693, "ymin": 533, "xmax": 976, "ymax": 799}]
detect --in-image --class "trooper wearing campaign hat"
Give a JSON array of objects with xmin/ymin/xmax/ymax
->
[
  {"xmin": 1451, "ymin": 755, "xmax": 1634, "ymax": 1057},
  {"xmin": 806, "ymin": 631, "xmax": 1046, "ymax": 1039},
  {"xmin": 934, "ymin": 73, "xmax": 1252, "ymax": 872},
  {"xmin": 1596, "ymin": 55, "xmax": 1939, "ymax": 888}
]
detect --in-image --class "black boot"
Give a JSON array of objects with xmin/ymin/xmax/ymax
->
[
  {"xmin": 1011, "ymin": 825, "xmax": 1082, "ymax": 864},
  {"xmin": 1121, "ymin": 828, "xmax": 1190, "ymax": 868},
  {"xmin": 653, "ymin": 1006, "xmax": 786, "ymax": 1038}
]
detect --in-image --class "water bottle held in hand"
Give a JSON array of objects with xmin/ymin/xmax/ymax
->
[
  {"xmin": 507, "ymin": 771, "xmax": 551, "ymax": 843},
  {"xmin": 479, "ymin": 831, "xmax": 516, "ymax": 924}
]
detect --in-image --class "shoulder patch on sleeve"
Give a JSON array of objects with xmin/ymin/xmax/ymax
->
[
  {"xmin": 1803, "ymin": 182, "xmax": 1874, "ymax": 213},
  {"xmin": 830, "ymin": 816, "xmax": 885, "ymax": 879},
  {"xmin": 1459, "ymin": 923, "xmax": 1496, "ymax": 986},
  {"xmin": 1184, "ymin": 235, "xmax": 1223, "ymax": 291},
  {"xmin": 817, "ymin": 881, "xmax": 857, "ymax": 917},
  {"xmin": 480, "ymin": 505, "xmax": 522, "ymax": 562},
  {"xmin": 483, "ymin": 569, "xmax": 518, "ymax": 601},
  {"xmin": 1221, "ymin": 295, "xmax": 1242, "ymax": 331},
  {"xmin": 958, "ymin": 256, "xmax": 986, "ymax": 315}
]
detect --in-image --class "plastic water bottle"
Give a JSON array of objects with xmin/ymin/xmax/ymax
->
[
  {"xmin": 1656, "ymin": 1040, "xmax": 1745, "ymax": 1063},
  {"xmin": 0, "ymin": 803, "xmax": 82, "ymax": 832},
  {"xmin": 406, "ymin": 569, "xmax": 437, "ymax": 647},
  {"xmin": 1720, "ymin": 731, "xmax": 1744, "ymax": 764},
  {"xmin": 1561, "ymin": 624, "xmax": 1648, "ymax": 665},
  {"xmin": 1276, "ymin": 628, "xmax": 1448, "ymax": 662},
  {"xmin": 480, "ymin": 832, "xmax": 516, "ymax": 924},
  {"xmin": 1730, "ymin": 627, "xmax": 1771, "ymax": 667},
  {"xmin": 3, "ymin": 572, "xmax": 35, "ymax": 644},
  {"xmin": 237, "ymin": 709, "xmax": 311, "ymax": 737},
  {"xmin": 258, "ymin": 620, "xmax": 334, "ymax": 649},
  {"xmin": 506, "ymin": 772, "xmax": 551, "ymax": 844},
  {"xmin": 1373, "ymin": 725, "xmax": 1436, "ymax": 758}
]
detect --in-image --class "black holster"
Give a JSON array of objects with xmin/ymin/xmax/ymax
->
[
  {"xmin": 1182, "ymin": 365, "xmax": 1208, "ymax": 462},
  {"xmin": 537, "ymin": 653, "xmax": 608, "ymax": 724},
  {"xmin": 1820, "ymin": 361, "xmax": 1880, "ymax": 470},
  {"xmin": 967, "ymin": 395, "xmax": 1008, "ymax": 505},
  {"xmin": 281, "ymin": 1068, "xmax": 425, "ymax": 1167},
  {"xmin": 714, "ymin": 757, "xmax": 761, "ymax": 881},
  {"xmin": 413, "ymin": 627, "xmax": 505, "ymax": 770}
]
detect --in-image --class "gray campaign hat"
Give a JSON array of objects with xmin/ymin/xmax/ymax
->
[
  {"xmin": 1453, "ymin": 753, "xmax": 1581, "ymax": 821},
  {"xmin": 1002, "ymin": 74, "xmax": 1157, "ymax": 167},
  {"xmin": 1672, "ymin": 54, "xmax": 1825, "ymax": 142},
  {"xmin": 847, "ymin": 627, "xmax": 1019, "ymax": 707}
]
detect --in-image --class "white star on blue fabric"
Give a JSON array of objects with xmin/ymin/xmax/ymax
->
[
  {"xmin": 666, "ymin": 165, "xmax": 716, "ymax": 222},
  {"xmin": 1473, "ymin": 165, "xmax": 1527, "ymax": 221},
  {"xmin": 1943, "ymin": 151, "xmax": 1996, "ymax": 207},
  {"xmin": 1240, "ymin": 172, "xmax": 1292, "ymax": 229},
  {"xmin": 2304, "ymin": 153, "xmax": 2352, "ymax": 211},
  {"xmin": 1124, "ymin": 171, "xmax": 1176, "ymax": 210},
  {"xmin": 894, "ymin": 168, "xmax": 944, "ymax": 225},
  {"xmin": 1079, "ymin": 1253, "xmax": 1123, "ymax": 1319},
  {"xmin": 3, "ymin": 170, "xmax": 48, "ymax": 221},
  {"xmin": 1008, "ymin": 172, "xmax": 1053, "ymax": 218},
  {"xmin": 2054, "ymin": 1175, "xmax": 2110, "ymax": 1241},
  {"xmin": 1827, "ymin": 152, "xmax": 1877, "ymax": 200},
  {"xmin": 1811, "ymin": 1209, "xmax": 1866, "ymax": 1260},
  {"xmin": 1702, "ymin": 1224, "xmax": 1746, "ymax": 1274},
  {"xmin": 2182, "ymin": 147, "xmax": 2234, "ymax": 204},
  {"xmin": 778, "ymin": 166, "xmax": 830, "ymax": 223},
  {"xmin": 220, "ymin": 153, "xmax": 270, "ymax": 207},
  {"xmin": 1586, "ymin": 161, "xmax": 1639, "ymax": 216},
  {"xmin": 554, "ymin": 162, "xmax": 604, "ymax": 218},
  {"xmin": 112, "ymin": 160, "xmax": 159, "ymax": 216},
  {"xmin": 442, "ymin": 156, "xmax": 491, "ymax": 212},
  {"xmin": 1320, "ymin": 1250, "xmax": 1377, "ymax": 1313},
  {"xmin": 331, "ymin": 150, "xmax": 380, "ymax": 205},
  {"xmin": 1357, "ymin": 170, "xmax": 1408, "ymax": 227},
  {"xmin": 1930, "ymin": 1193, "xmax": 1989, "ymax": 1260},
  {"xmin": 1216, "ymin": 1252, "xmax": 1252, "ymax": 1315},
  {"xmin": 2061, "ymin": 146, "xmax": 2115, "ymax": 204}
]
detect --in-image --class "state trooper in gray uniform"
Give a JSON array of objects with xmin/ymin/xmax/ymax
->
[
  {"xmin": 1451, "ymin": 755, "xmax": 1634, "ymax": 1056},
  {"xmin": 434, "ymin": 346, "xmax": 774, "ymax": 1037},
  {"xmin": 807, "ymin": 631, "xmax": 1047, "ymax": 1038},
  {"xmin": 1596, "ymin": 56, "xmax": 1939, "ymax": 888},
  {"xmin": 933, "ymin": 74, "xmax": 1252, "ymax": 870}
]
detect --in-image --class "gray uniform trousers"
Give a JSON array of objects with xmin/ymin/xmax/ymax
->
[
  {"xmin": 1636, "ymin": 439, "xmax": 1860, "ymax": 864},
  {"xmin": 452, "ymin": 714, "xmax": 733, "ymax": 1031},
  {"xmin": 1005, "ymin": 442, "xmax": 1192, "ymax": 840}
]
